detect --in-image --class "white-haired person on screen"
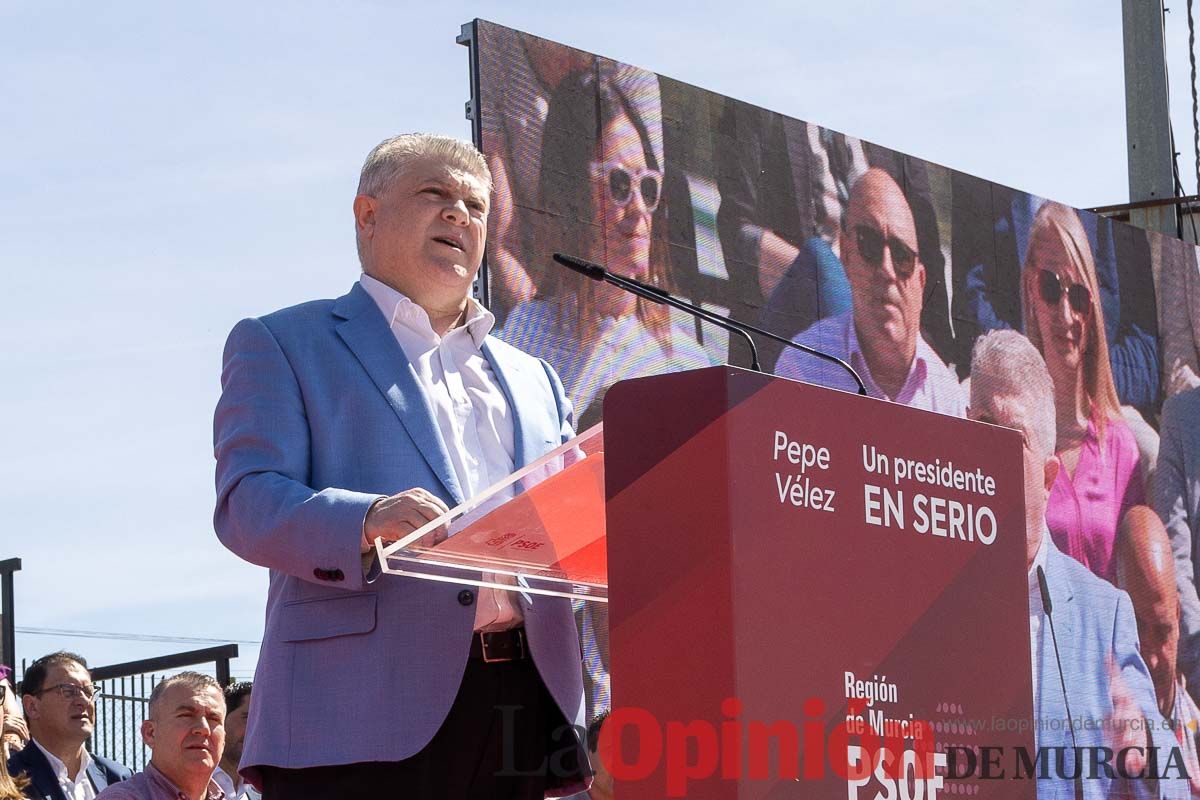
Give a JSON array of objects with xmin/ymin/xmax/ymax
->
[{"xmin": 968, "ymin": 329, "xmax": 1186, "ymax": 800}]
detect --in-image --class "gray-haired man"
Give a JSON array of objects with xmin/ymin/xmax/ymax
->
[
  {"xmin": 96, "ymin": 672, "xmax": 226, "ymax": 800},
  {"xmin": 968, "ymin": 330, "xmax": 1185, "ymax": 799},
  {"xmin": 213, "ymin": 133, "xmax": 586, "ymax": 798}
]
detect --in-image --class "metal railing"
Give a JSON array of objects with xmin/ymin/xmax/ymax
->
[
  {"xmin": 4, "ymin": 557, "xmax": 241, "ymax": 770},
  {"xmin": 64, "ymin": 644, "xmax": 238, "ymax": 771}
]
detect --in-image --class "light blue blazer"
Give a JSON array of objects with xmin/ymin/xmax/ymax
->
[
  {"xmin": 1035, "ymin": 540, "xmax": 1185, "ymax": 799},
  {"xmin": 213, "ymin": 282, "xmax": 586, "ymax": 785}
]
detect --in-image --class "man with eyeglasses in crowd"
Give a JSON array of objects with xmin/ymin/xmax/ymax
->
[
  {"xmin": 774, "ymin": 167, "xmax": 966, "ymax": 416},
  {"xmin": 7, "ymin": 652, "xmax": 131, "ymax": 800}
]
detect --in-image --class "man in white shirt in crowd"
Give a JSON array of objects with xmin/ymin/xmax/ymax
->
[
  {"xmin": 210, "ymin": 684, "xmax": 257, "ymax": 800},
  {"xmin": 8, "ymin": 652, "xmax": 131, "ymax": 800}
]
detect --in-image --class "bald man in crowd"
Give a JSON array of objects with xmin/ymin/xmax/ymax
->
[
  {"xmin": 1118, "ymin": 507, "xmax": 1200, "ymax": 796},
  {"xmin": 775, "ymin": 167, "xmax": 965, "ymax": 415}
]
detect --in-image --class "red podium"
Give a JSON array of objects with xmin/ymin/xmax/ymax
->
[
  {"xmin": 602, "ymin": 367, "xmax": 1035, "ymax": 799},
  {"xmin": 374, "ymin": 366, "xmax": 1037, "ymax": 797}
]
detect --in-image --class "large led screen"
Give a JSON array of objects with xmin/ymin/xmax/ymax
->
[{"xmin": 468, "ymin": 16, "xmax": 1200, "ymax": 780}]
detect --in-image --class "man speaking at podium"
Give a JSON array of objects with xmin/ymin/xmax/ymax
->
[
  {"xmin": 213, "ymin": 134, "xmax": 586, "ymax": 799},
  {"xmin": 968, "ymin": 330, "xmax": 1185, "ymax": 799}
]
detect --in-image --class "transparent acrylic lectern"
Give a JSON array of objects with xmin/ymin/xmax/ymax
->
[{"xmin": 374, "ymin": 424, "xmax": 607, "ymax": 601}]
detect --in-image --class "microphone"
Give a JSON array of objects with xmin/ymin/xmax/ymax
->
[
  {"xmin": 1037, "ymin": 565, "xmax": 1083, "ymax": 800},
  {"xmin": 1037, "ymin": 565, "xmax": 1053, "ymax": 614},
  {"xmin": 553, "ymin": 253, "xmax": 868, "ymax": 395},
  {"xmin": 553, "ymin": 252, "xmax": 761, "ymax": 371}
]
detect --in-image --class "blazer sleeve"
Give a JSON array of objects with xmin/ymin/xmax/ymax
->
[{"xmin": 213, "ymin": 317, "xmax": 381, "ymax": 590}]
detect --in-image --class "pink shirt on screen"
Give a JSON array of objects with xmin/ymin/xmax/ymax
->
[{"xmin": 1045, "ymin": 415, "xmax": 1145, "ymax": 584}]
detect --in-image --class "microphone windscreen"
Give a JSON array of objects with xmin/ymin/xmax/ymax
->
[
  {"xmin": 1036, "ymin": 565, "xmax": 1053, "ymax": 614},
  {"xmin": 552, "ymin": 253, "xmax": 606, "ymax": 281}
]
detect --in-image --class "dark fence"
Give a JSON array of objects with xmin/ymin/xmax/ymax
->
[
  {"xmin": 19, "ymin": 644, "xmax": 240, "ymax": 771},
  {"xmin": 5, "ymin": 557, "xmax": 244, "ymax": 770}
]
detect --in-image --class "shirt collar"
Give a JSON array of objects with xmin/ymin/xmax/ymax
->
[
  {"xmin": 843, "ymin": 314, "xmax": 930, "ymax": 403},
  {"xmin": 32, "ymin": 737, "xmax": 91, "ymax": 782},
  {"xmin": 144, "ymin": 761, "xmax": 225, "ymax": 800},
  {"xmin": 359, "ymin": 273, "xmax": 494, "ymax": 347}
]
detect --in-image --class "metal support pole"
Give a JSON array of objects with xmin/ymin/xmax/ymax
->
[
  {"xmin": 1123, "ymin": 0, "xmax": 1178, "ymax": 234},
  {"xmin": 0, "ymin": 558, "xmax": 21, "ymax": 669}
]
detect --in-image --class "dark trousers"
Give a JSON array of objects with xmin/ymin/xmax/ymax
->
[{"xmin": 259, "ymin": 655, "xmax": 581, "ymax": 799}]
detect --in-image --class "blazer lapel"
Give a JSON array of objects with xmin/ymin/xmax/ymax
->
[
  {"xmin": 86, "ymin": 758, "xmax": 108, "ymax": 791},
  {"xmin": 333, "ymin": 283, "xmax": 465, "ymax": 505},
  {"xmin": 482, "ymin": 338, "xmax": 556, "ymax": 469},
  {"xmin": 21, "ymin": 745, "xmax": 68, "ymax": 800}
]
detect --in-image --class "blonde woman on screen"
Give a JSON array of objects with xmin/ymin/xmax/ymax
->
[
  {"xmin": 502, "ymin": 67, "xmax": 714, "ymax": 428},
  {"xmin": 1021, "ymin": 201, "xmax": 1160, "ymax": 584}
]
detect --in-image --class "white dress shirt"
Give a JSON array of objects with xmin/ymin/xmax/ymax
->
[
  {"xmin": 32, "ymin": 737, "xmax": 96, "ymax": 800},
  {"xmin": 360, "ymin": 273, "xmax": 523, "ymax": 631}
]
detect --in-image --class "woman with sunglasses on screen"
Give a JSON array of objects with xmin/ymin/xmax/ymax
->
[
  {"xmin": 1021, "ymin": 201, "xmax": 1158, "ymax": 584},
  {"xmin": 501, "ymin": 67, "xmax": 715, "ymax": 428}
]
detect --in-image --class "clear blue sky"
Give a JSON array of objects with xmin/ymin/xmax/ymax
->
[{"xmin": 2, "ymin": 1, "xmax": 1196, "ymax": 679}]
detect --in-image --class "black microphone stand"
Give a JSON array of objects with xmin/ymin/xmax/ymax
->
[
  {"xmin": 1038, "ymin": 565, "xmax": 1083, "ymax": 800},
  {"xmin": 553, "ymin": 252, "xmax": 867, "ymax": 395},
  {"xmin": 553, "ymin": 252, "xmax": 762, "ymax": 372}
]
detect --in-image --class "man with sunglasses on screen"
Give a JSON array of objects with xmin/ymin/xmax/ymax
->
[
  {"xmin": 213, "ymin": 134, "xmax": 586, "ymax": 799},
  {"xmin": 8, "ymin": 652, "xmax": 131, "ymax": 800},
  {"xmin": 775, "ymin": 167, "xmax": 966, "ymax": 416}
]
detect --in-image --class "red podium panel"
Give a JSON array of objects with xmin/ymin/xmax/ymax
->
[{"xmin": 603, "ymin": 367, "xmax": 1034, "ymax": 799}]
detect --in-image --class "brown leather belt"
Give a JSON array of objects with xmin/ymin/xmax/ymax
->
[{"xmin": 469, "ymin": 627, "xmax": 528, "ymax": 663}]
